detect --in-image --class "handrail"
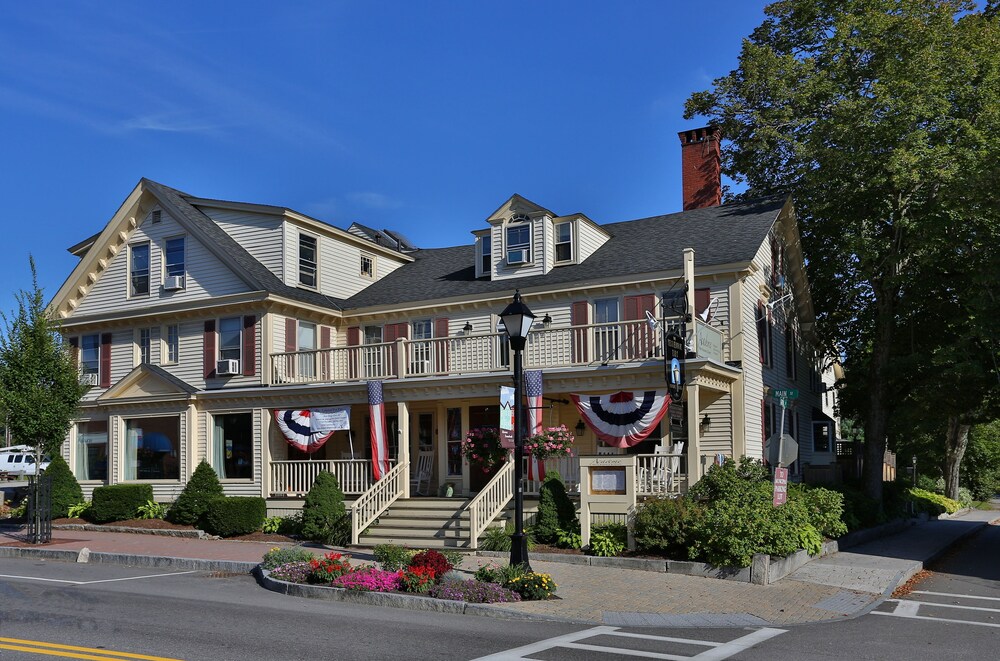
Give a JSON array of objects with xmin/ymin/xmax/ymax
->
[
  {"xmin": 350, "ymin": 462, "xmax": 406, "ymax": 545},
  {"xmin": 465, "ymin": 459, "xmax": 515, "ymax": 550}
]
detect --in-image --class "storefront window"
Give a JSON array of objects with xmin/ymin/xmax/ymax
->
[
  {"xmin": 213, "ymin": 413, "xmax": 253, "ymax": 480},
  {"xmin": 125, "ymin": 416, "xmax": 180, "ymax": 480},
  {"xmin": 76, "ymin": 420, "xmax": 108, "ymax": 481}
]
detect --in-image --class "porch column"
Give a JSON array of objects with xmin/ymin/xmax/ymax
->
[
  {"xmin": 686, "ymin": 382, "xmax": 702, "ymax": 483},
  {"xmin": 261, "ymin": 409, "xmax": 271, "ymax": 499},
  {"xmin": 397, "ymin": 401, "xmax": 410, "ymax": 498}
]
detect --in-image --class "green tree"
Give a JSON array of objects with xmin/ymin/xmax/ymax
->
[
  {"xmin": 44, "ymin": 455, "xmax": 84, "ymax": 519},
  {"xmin": 168, "ymin": 460, "xmax": 224, "ymax": 525},
  {"xmin": 963, "ymin": 420, "xmax": 1000, "ymax": 500},
  {"xmin": 0, "ymin": 258, "xmax": 87, "ymax": 458},
  {"xmin": 685, "ymin": 0, "xmax": 1000, "ymax": 503},
  {"xmin": 300, "ymin": 471, "xmax": 349, "ymax": 545}
]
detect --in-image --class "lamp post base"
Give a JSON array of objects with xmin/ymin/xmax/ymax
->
[{"xmin": 509, "ymin": 532, "xmax": 532, "ymax": 571}]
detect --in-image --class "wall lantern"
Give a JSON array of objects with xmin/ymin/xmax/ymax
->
[
  {"xmin": 542, "ymin": 314, "xmax": 552, "ymax": 328},
  {"xmin": 462, "ymin": 321, "xmax": 474, "ymax": 335},
  {"xmin": 700, "ymin": 415, "xmax": 711, "ymax": 434},
  {"xmin": 575, "ymin": 419, "xmax": 586, "ymax": 437}
]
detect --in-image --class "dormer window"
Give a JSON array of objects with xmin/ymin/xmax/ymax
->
[
  {"xmin": 360, "ymin": 253, "xmax": 375, "ymax": 279},
  {"xmin": 505, "ymin": 214, "xmax": 531, "ymax": 265},
  {"xmin": 129, "ymin": 242, "xmax": 150, "ymax": 297},
  {"xmin": 299, "ymin": 233, "xmax": 318, "ymax": 287},
  {"xmin": 479, "ymin": 235, "xmax": 492, "ymax": 275},
  {"xmin": 555, "ymin": 221, "xmax": 573, "ymax": 262}
]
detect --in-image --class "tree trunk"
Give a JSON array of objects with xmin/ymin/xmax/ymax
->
[
  {"xmin": 943, "ymin": 415, "xmax": 970, "ymax": 501},
  {"xmin": 862, "ymin": 289, "xmax": 897, "ymax": 504}
]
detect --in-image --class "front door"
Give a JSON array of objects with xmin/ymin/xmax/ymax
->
[{"xmin": 469, "ymin": 405, "xmax": 501, "ymax": 492}]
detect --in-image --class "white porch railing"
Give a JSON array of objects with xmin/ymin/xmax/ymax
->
[
  {"xmin": 466, "ymin": 459, "xmax": 515, "ymax": 550},
  {"xmin": 269, "ymin": 319, "xmax": 664, "ymax": 386},
  {"xmin": 351, "ymin": 461, "xmax": 407, "ymax": 545},
  {"xmin": 522, "ymin": 455, "xmax": 581, "ymax": 495},
  {"xmin": 635, "ymin": 453, "xmax": 687, "ymax": 496},
  {"xmin": 269, "ymin": 460, "xmax": 391, "ymax": 496}
]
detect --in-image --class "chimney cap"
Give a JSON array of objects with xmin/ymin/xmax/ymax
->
[{"xmin": 678, "ymin": 126, "xmax": 721, "ymax": 144}]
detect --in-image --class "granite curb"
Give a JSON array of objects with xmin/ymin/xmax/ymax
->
[
  {"xmin": 51, "ymin": 523, "xmax": 208, "ymax": 539},
  {"xmin": 0, "ymin": 545, "xmax": 256, "ymax": 574}
]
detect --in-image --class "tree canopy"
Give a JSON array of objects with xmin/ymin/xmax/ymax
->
[
  {"xmin": 685, "ymin": 0, "xmax": 1000, "ymax": 502},
  {"xmin": 0, "ymin": 258, "xmax": 87, "ymax": 456}
]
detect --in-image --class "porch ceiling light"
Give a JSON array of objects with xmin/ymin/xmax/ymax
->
[{"xmin": 499, "ymin": 289, "xmax": 536, "ymax": 351}]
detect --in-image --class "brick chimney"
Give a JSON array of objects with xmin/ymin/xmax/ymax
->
[{"xmin": 678, "ymin": 126, "xmax": 722, "ymax": 210}]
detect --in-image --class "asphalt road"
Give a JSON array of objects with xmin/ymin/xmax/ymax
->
[{"xmin": 0, "ymin": 523, "xmax": 997, "ymax": 661}]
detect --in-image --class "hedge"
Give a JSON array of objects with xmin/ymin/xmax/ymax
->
[
  {"xmin": 90, "ymin": 484, "xmax": 154, "ymax": 523},
  {"xmin": 202, "ymin": 496, "xmax": 266, "ymax": 537},
  {"xmin": 44, "ymin": 455, "xmax": 83, "ymax": 519}
]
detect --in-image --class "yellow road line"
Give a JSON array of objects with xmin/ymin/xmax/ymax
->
[{"xmin": 0, "ymin": 637, "xmax": 183, "ymax": 661}]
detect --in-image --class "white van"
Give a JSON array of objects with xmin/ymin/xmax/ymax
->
[{"xmin": 0, "ymin": 446, "xmax": 51, "ymax": 477}]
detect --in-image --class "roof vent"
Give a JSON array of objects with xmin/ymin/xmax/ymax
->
[{"xmin": 151, "ymin": 210, "xmax": 161, "ymax": 224}]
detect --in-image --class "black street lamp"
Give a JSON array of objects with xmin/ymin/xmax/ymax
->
[{"xmin": 499, "ymin": 289, "xmax": 535, "ymax": 569}]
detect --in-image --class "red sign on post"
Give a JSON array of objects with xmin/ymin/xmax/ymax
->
[{"xmin": 773, "ymin": 467, "xmax": 789, "ymax": 507}]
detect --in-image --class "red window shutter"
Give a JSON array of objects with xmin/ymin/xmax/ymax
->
[
  {"xmin": 434, "ymin": 318, "xmax": 449, "ymax": 339},
  {"xmin": 756, "ymin": 302, "xmax": 767, "ymax": 364},
  {"xmin": 571, "ymin": 301, "xmax": 589, "ymax": 363},
  {"xmin": 383, "ymin": 324, "xmax": 398, "ymax": 343},
  {"xmin": 203, "ymin": 321, "xmax": 216, "ymax": 379},
  {"xmin": 242, "ymin": 315, "xmax": 256, "ymax": 376},
  {"xmin": 320, "ymin": 326, "xmax": 331, "ymax": 349},
  {"xmin": 394, "ymin": 322, "xmax": 409, "ymax": 340},
  {"xmin": 623, "ymin": 295, "xmax": 655, "ymax": 358},
  {"xmin": 347, "ymin": 326, "xmax": 360, "ymax": 346},
  {"xmin": 695, "ymin": 289, "xmax": 712, "ymax": 321},
  {"xmin": 99, "ymin": 333, "xmax": 112, "ymax": 388},
  {"xmin": 284, "ymin": 318, "xmax": 297, "ymax": 353}
]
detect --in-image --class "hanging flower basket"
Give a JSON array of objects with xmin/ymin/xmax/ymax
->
[
  {"xmin": 524, "ymin": 425, "xmax": 575, "ymax": 460},
  {"xmin": 461, "ymin": 427, "xmax": 509, "ymax": 471}
]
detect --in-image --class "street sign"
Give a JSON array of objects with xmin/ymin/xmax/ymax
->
[
  {"xmin": 764, "ymin": 433, "xmax": 799, "ymax": 467},
  {"xmin": 769, "ymin": 388, "xmax": 799, "ymax": 400},
  {"xmin": 773, "ymin": 467, "xmax": 789, "ymax": 506}
]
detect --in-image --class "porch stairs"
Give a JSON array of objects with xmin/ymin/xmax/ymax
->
[{"xmin": 356, "ymin": 497, "xmax": 541, "ymax": 549}]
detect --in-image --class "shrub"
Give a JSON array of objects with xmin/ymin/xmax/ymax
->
[
  {"xmin": 956, "ymin": 487, "xmax": 974, "ymax": 509},
  {"xmin": 398, "ymin": 566, "xmax": 436, "ymax": 593},
  {"xmin": 480, "ymin": 523, "xmax": 535, "ymax": 552},
  {"xmin": 907, "ymin": 487, "xmax": 960, "ymax": 515},
  {"xmin": 788, "ymin": 485, "xmax": 848, "ymax": 539},
  {"xmin": 633, "ymin": 496, "xmax": 704, "ymax": 556},
  {"xmin": 202, "ymin": 496, "xmax": 266, "ymax": 537},
  {"xmin": 797, "ymin": 524, "xmax": 823, "ymax": 556},
  {"xmin": 474, "ymin": 561, "xmax": 527, "ymax": 586},
  {"xmin": 688, "ymin": 456, "xmax": 768, "ymax": 501},
  {"xmin": 300, "ymin": 471, "xmax": 349, "ymax": 546},
  {"xmin": 409, "ymin": 549, "xmax": 453, "ymax": 578},
  {"xmin": 136, "ymin": 500, "xmax": 168, "ymax": 520},
  {"xmin": 429, "ymin": 579, "xmax": 521, "ymax": 604},
  {"xmin": 44, "ymin": 455, "xmax": 83, "ymax": 519},
  {"xmin": 555, "ymin": 526, "xmax": 582, "ymax": 550},
  {"xmin": 534, "ymin": 471, "xmax": 578, "ymax": 544},
  {"xmin": 373, "ymin": 544, "xmax": 415, "ymax": 571},
  {"xmin": 964, "ymin": 422, "xmax": 1000, "ymax": 501},
  {"xmin": 168, "ymin": 461, "xmax": 223, "ymax": 525},
  {"xmin": 308, "ymin": 552, "xmax": 353, "ymax": 584},
  {"xmin": 506, "ymin": 572, "xmax": 557, "ymax": 600},
  {"xmin": 833, "ymin": 485, "xmax": 886, "ymax": 530},
  {"xmin": 437, "ymin": 548, "xmax": 466, "ymax": 570},
  {"xmin": 588, "ymin": 523, "xmax": 627, "ymax": 557},
  {"xmin": 268, "ymin": 561, "xmax": 312, "ymax": 584},
  {"xmin": 332, "ymin": 567, "xmax": 401, "ymax": 592},
  {"xmin": 262, "ymin": 546, "xmax": 316, "ymax": 570},
  {"xmin": 67, "ymin": 501, "xmax": 91, "ymax": 519},
  {"xmin": 90, "ymin": 484, "xmax": 154, "ymax": 523}
]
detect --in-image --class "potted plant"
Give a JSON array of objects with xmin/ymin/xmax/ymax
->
[
  {"xmin": 461, "ymin": 427, "xmax": 508, "ymax": 472},
  {"xmin": 524, "ymin": 425, "xmax": 575, "ymax": 460}
]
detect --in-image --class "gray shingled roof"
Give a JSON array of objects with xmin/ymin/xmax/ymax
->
[
  {"xmin": 342, "ymin": 195, "xmax": 786, "ymax": 309},
  {"xmin": 144, "ymin": 179, "xmax": 347, "ymax": 311}
]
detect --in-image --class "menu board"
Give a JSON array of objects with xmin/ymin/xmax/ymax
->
[{"xmin": 590, "ymin": 467, "xmax": 627, "ymax": 495}]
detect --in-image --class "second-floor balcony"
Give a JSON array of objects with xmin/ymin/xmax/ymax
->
[{"xmin": 269, "ymin": 320, "xmax": 693, "ymax": 386}]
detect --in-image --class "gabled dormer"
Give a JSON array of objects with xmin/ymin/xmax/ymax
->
[{"xmin": 476, "ymin": 195, "xmax": 610, "ymax": 281}]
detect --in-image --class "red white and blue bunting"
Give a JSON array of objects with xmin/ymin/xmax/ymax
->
[
  {"xmin": 571, "ymin": 391, "xmax": 670, "ymax": 448},
  {"xmin": 273, "ymin": 407, "xmax": 350, "ymax": 453}
]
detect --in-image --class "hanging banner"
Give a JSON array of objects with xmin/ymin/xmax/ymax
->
[
  {"xmin": 524, "ymin": 370, "xmax": 545, "ymax": 480},
  {"xmin": 273, "ymin": 406, "xmax": 350, "ymax": 453},
  {"xmin": 368, "ymin": 381, "xmax": 391, "ymax": 480},
  {"xmin": 499, "ymin": 386, "xmax": 515, "ymax": 449},
  {"xmin": 571, "ymin": 390, "xmax": 670, "ymax": 448}
]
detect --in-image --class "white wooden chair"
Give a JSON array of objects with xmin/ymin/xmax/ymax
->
[
  {"xmin": 596, "ymin": 444, "xmax": 621, "ymax": 455},
  {"xmin": 409, "ymin": 451, "xmax": 434, "ymax": 495},
  {"xmin": 667, "ymin": 442, "xmax": 685, "ymax": 492}
]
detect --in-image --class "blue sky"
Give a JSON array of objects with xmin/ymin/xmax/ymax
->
[{"xmin": 0, "ymin": 1, "xmax": 770, "ymax": 317}]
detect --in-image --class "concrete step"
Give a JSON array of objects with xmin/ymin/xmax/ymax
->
[
  {"xmin": 363, "ymin": 525, "xmax": 468, "ymax": 539},
  {"xmin": 356, "ymin": 533, "xmax": 472, "ymax": 549}
]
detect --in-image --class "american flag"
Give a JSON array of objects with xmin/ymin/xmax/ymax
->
[
  {"xmin": 368, "ymin": 380, "xmax": 390, "ymax": 480},
  {"xmin": 524, "ymin": 370, "xmax": 544, "ymax": 480}
]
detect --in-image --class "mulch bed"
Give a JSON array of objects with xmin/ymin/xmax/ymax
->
[
  {"xmin": 50, "ymin": 517, "xmax": 297, "ymax": 543},
  {"xmin": 532, "ymin": 544, "xmax": 584, "ymax": 556}
]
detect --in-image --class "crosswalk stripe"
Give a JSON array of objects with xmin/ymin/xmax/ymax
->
[
  {"xmin": 912, "ymin": 590, "xmax": 1000, "ymax": 602},
  {"xmin": 872, "ymin": 611, "xmax": 1000, "ymax": 629},
  {"xmin": 888, "ymin": 598, "xmax": 1000, "ymax": 615}
]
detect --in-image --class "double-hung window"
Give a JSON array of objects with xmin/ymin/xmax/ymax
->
[
  {"xmin": 360, "ymin": 253, "xmax": 375, "ymax": 279},
  {"xmin": 164, "ymin": 325, "xmax": 179, "ymax": 364},
  {"xmin": 137, "ymin": 328, "xmax": 152, "ymax": 365},
  {"xmin": 505, "ymin": 215, "xmax": 531, "ymax": 264},
  {"xmin": 554, "ymin": 221, "xmax": 572, "ymax": 262},
  {"xmin": 218, "ymin": 317, "xmax": 242, "ymax": 363},
  {"xmin": 594, "ymin": 298, "xmax": 621, "ymax": 362},
  {"xmin": 410, "ymin": 319, "xmax": 432, "ymax": 374},
  {"xmin": 80, "ymin": 334, "xmax": 100, "ymax": 378},
  {"xmin": 479, "ymin": 235, "xmax": 492, "ymax": 275},
  {"xmin": 130, "ymin": 242, "xmax": 150, "ymax": 296},
  {"xmin": 165, "ymin": 237, "xmax": 185, "ymax": 281},
  {"xmin": 299, "ymin": 233, "xmax": 317, "ymax": 287},
  {"xmin": 297, "ymin": 321, "xmax": 317, "ymax": 377}
]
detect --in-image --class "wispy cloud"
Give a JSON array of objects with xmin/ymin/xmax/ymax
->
[{"xmin": 118, "ymin": 113, "xmax": 222, "ymax": 134}]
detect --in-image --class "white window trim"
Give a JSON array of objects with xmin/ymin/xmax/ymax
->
[
  {"xmin": 360, "ymin": 252, "xmax": 376, "ymax": 279},
  {"xmin": 134, "ymin": 327, "xmax": 153, "ymax": 366},
  {"xmin": 161, "ymin": 324, "xmax": 179, "ymax": 365},
  {"xmin": 119, "ymin": 413, "xmax": 183, "ymax": 483},
  {"xmin": 211, "ymin": 410, "xmax": 256, "ymax": 483},
  {"xmin": 163, "ymin": 235, "xmax": 186, "ymax": 289},
  {"xmin": 554, "ymin": 220, "xmax": 574, "ymax": 264},
  {"xmin": 79, "ymin": 333, "xmax": 100, "ymax": 379},
  {"xmin": 218, "ymin": 316, "xmax": 243, "ymax": 364},
  {"xmin": 298, "ymin": 231, "xmax": 319, "ymax": 289},
  {"xmin": 478, "ymin": 234, "xmax": 492, "ymax": 277},
  {"xmin": 505, "ymin": 214, "xmax": 532, "ymax": 265},
  {"xmin": 129, "ymin": 241, "xmax": 151, "ymax": 298}
]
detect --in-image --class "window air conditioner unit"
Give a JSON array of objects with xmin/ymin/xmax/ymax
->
[
  {"xmin": 163, "ymin": 275, "xmax": 185, "ymax": 291},
  {"xmin": 79, "ymin": 373, "xmax": 99, "ymax": 387},
  {"xmin": 216, "ymin": 359, "xmax": 240, "ymax": 376},
  {"xmin": 507, "ymin": 249, "xmax": 529, "ymax": 265}
]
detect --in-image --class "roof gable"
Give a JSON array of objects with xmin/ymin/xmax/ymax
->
[{"xmin": 98, "ymin": 364, "xmax": 197, "ymax": 400}]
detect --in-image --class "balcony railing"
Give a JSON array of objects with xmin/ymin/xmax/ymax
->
[
  {"xmin": 269, "ymin": 459, "xmax": 394, "ymax": 496},
  {"xmin": 270, "ymin": 320, "xmax": 662, "ymax": 386}
]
